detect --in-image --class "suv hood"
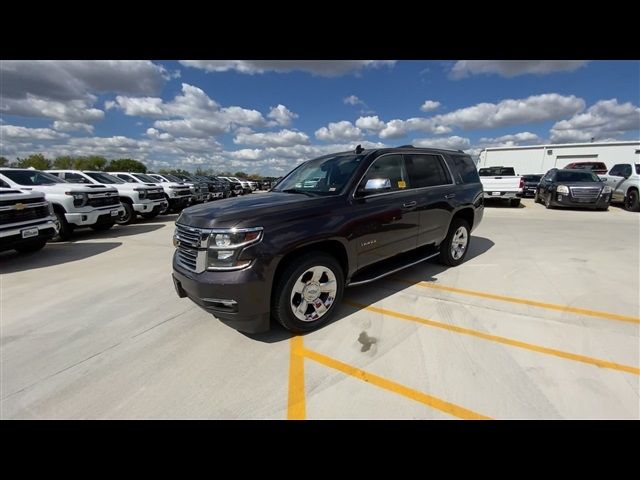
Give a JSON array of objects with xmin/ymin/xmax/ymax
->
[{"xmin": 177, "ymin": 192, "xmax": 328, "ymax": 228}]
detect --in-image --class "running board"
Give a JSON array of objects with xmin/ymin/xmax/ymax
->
[{"xmin": 347, "ymin": 250, "xmax": 439, "ymax": 287}]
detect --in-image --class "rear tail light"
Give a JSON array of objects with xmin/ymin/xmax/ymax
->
[{"xmin": 519, "ymin": 178, "xmax": 525, "ymax": 189}]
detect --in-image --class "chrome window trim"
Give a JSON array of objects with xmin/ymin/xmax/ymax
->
[{"xmin": 350, "ymin": 152, "xmax": 456, "ymax": 200}]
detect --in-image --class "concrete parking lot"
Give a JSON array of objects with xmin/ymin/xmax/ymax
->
[{"xmin": 1, "ymin": 198, "xmax": 638, "ymax": 419}]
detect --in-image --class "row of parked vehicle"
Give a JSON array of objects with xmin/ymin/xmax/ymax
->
[
  {"xmin": 0, "ymin": 167, "xmax": 258, "ymax": 254},
  {"xmin": 478, "ymin": 161, "xmax": 640, "ymax": 212}
]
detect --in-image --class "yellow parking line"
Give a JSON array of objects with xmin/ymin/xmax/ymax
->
[
  {"xmin": 302, "ymin": 347, "xmax": 491, "ymax": 420},
  {"xmin": 346, "ymin": 302, "xmax": 640, "ymax": 376},
  {"xmin": 287, "ymin": 336, "xmax": 306, "ymax": 420},
  {"xmin": 389, "ymin": 280, "xmax": 640, "ymax": 324}
]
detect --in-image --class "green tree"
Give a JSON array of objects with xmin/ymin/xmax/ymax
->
[
  {"xmin": 0, "ymin": 156, "xmax": 9, "ymax": 167},
  {"xmin": 105, "ymin": 158, "xmax": 147, "ymax": 173},
  {"xmin": 247, "ymin": 173, "xmax": 263, "ymax": 181},
  {"xmin": 14, "ymin": 154, "xmax": 52, "ymax": 170},
  {"xmin": 53, "ymin": 156, "xmax": 77, "ymax": 169},
  {"xmin": 195, "ymin": 167, "xmax": 213, "ymax": 176},
  {"xmin": 75, "ymin": 156, "xmax": 108, "ymax": 171},
  {"xmin": 234, "ymin": 171, "xmax": 248, "ymax": 179}
]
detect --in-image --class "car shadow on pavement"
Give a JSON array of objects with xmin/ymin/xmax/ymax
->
[
  {"xmin": 69, "ymin": 223, "xmax": 165, "ymax": 241},
  {"xmin": 0, "ymin": 241, "xmax": 122, "ymax": 274},
  {"xmin": 483, "ymin": 199, "xmax": 526, "ymax": 208},
  {"xmin": 246, "ymin": 235, "xmax": 495, "ymax": 344}
]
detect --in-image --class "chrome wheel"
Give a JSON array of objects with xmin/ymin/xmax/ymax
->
[
  {"xmin": 290, "ymin": 266, "xmax": 338, "ymax": 322},
  {"xmin": 451, "ymin": 226, "xmax": 468, "ymax": 260}
]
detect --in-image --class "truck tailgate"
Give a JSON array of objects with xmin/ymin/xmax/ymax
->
[{"xmin": 481, "ymin": 176, "xmax": 521, "ymax": 192}]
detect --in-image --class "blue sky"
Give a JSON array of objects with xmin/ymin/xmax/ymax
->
[{"xmin": 1, "ymin": 60, "xmax": 639, "ymax": 175}]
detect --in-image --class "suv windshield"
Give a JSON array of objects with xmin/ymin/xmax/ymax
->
[
  {"xmin": 1, "ymin": 169, "xmax": 66, "ymax": 185},
  {"xmin": 272, "ymin": 154, "xmax": 362, "ymax": 195},
  {"xmin": 556, "ymin": 171, "xmax": 600, "ymax": 182},
  {"xmin": 478, "ymin": 167, "xmax": 516, "ymax": 176},
  {"xmin": 85, "ymin": 172, "xmax": 125, "ymax": 184},
  {"xmin": 133, "ymin": 173, "xmax": 160, "ymax": 183}
]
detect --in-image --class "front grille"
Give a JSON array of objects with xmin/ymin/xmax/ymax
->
[
  {"xmin": 0, "ymin": 205, "xmax": 49, "ymax": 224},
  {"xmin": 176, "ymin": 247, "xmax": 198, "ymax": 271},
  {"xmin": 87, "ymin": 196, "xmax": 120, "ymax": 208},
  {"xmin": 570, "ymin": 186, "xmax": 601, "ymax": 200},
  {"xmin": 175, "ymin": 223, "xmax": 205, "ymax": 248},
  {"xmin": 175, "ymin": 189, "xmax": 191, "ymax": 196},
  {"xmin": 147, "ymin": 191, "xmax": 164, "ymax": 200},
  {"xmin": 0, "ymin": 196, "xmax": 44, "ymax": 208}
]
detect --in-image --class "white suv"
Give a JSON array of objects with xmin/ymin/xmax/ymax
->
[
  {"xmin": 112, "ymin": 172, "xmax": 193, "ymax": 213},
  {"xmin": 0, "ymin": 168, "xmax": 124, "ymax": 240},
  {"xmin": 47, "ymin": 170, "xmax": 168, "ymax": 224}
]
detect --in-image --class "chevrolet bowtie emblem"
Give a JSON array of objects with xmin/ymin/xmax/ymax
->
[{"xmin": 15, "ymin": 203, "xmax": 26, "ymax": 210}]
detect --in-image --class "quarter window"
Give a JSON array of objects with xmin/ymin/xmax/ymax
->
[
  {"xmin": 405, "ymin": 154, "xmax": 451, "ymax": 188},
  {"xmin": 449, "ymin": 155, "xmax": 479, "ymax": 184}
]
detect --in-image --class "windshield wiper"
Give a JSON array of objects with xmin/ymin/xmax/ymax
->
[{"xmin": 280, "ymin": 188, "xmax": 317, "ymax": 197}]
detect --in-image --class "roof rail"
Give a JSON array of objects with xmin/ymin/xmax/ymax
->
[{"xmin": 397, "ymin": 144, "xmax": 414, "ymax": 148}]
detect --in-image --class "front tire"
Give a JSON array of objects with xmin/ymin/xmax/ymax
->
[
  {"xmin": 52, "ymin": 209, "xmax": 73, "ymax": 241},
  {"xmin": 159, "ymin": 196, "xmax": 171, "ymax": 215},
  {"xmin": 115, "ymin": 201, "xmax": 135, "ymax": 225},
  {"xmin": 544, "ymin": 193, "xmax": 553, "ymax": 209},
  {"xmin": 438, "ymin": 218, "xmax": 470, "ymax": 267},
  {"xmin": 15, "ymin": 239, "xmax": 47, "ymax": 253},
  {"xmin": 534, "ymin": 190, "xmax": 541, "ymax": 203},
  {"xmin": 272, "ymin": 253, "xmax": 344, "ymax": 333},
  {"xmin": 625, "ymin": 189, "xmax": 639, "ymax": 212}
]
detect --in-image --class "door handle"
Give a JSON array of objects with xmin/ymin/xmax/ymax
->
[
  {"xmin": 402, "ymin": 201, "xmax": 417, "ymax": 208},
  {"xmin": 444, "ymin": 193, "xmax": 456, "ymax": 199}
]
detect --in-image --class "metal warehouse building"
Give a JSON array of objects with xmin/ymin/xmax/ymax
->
[{"xmin": 477, "ymin": 140, "xmax": 640, "ymax": 175}]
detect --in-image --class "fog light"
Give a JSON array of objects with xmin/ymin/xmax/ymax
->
[
  {"xmin": 218, "ymin": 250, "xmax": 234, "ymax": 260},
  {"xmin": 82, "ymin": 215, "xmax": 88, "ymax": 221}
]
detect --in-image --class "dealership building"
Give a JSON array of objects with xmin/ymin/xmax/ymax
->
[{"xmin": 477, "ymin": 140, "xmax": 640, "ymax": 175}]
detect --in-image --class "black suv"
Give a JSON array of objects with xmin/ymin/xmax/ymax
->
[{"xmin": 172, "ymin": 146, "xmax": 484, "ymax": 333}]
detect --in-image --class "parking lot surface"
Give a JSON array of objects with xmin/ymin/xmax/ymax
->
[{"xmin": 1, "ymin": 198, "xmax": 638, "ymax": 419}]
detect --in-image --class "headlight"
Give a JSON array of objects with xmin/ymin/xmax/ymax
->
[
  {"xmin": 134, "ymin": 187, "xmax": 147, "ymax": 199},
  {"xmin": 556, "ymin": 185, "xmax": 569, "ymax": 194},
  {"xmin": 206, "ymin": 228, "xmax": 263, "ymax": 270},
  {"xmin": 66, "ymin": 191, "xmax": 87, "ymax": 207},
  {"xmin": 602, "ymin": 186, "xmax": 612, "ymax": 194}
]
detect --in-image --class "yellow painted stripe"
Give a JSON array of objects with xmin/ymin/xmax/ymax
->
[
  {"xmin": 287, "ymin": 335, "xmax": 306, "ymax": 420},
  {"xmin": 389, "ymin": 279, "xmax": 640, "ymax": 325},
  {"xmin": 346, "ymin": 302, "xmax": 640, "ymax": 376},
  {"xmin": 301, "ymin": 347, "xmax": 491, "ymax": 420}
]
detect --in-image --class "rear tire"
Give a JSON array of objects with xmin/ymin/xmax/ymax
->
[
  {"xmin": 438, "ymin": 218, "xmax": 471, "ymax": 267},
  {"xmin": 272, "ymin": 252, "xmax": 344, "ymax": 333},
  {"xmin": 115, "ymin": 201, "xmax": 135, "ymax": 225},
  {"xmin": 15, "ymin": 239, "xmax": 47, "ymax": 253},
  {"xmin": 510, "ymin": 198, "xmax": 521, "ymax": 208},
  {"xmin": 52, "ymin": 209, "xmax": 73, "ymax": 241},
  {"xmin": 625, "ymin": 189, "xmax": 639, "ymax": 212}
]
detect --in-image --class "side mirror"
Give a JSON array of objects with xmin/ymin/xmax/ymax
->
[{"xmin": 364, "ymin": 178, "xmax": 391, "ymax": 191}]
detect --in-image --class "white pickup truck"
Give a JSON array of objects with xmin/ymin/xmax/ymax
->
[
  {"xmin": 478, "ymin": 166, "xmax": 523, "ymax": 207},
  {"xmin": 598, "ymin": 163, "xmax": 640, "ymax": 212},
  {"xmin": 0, "ymin": 168, "xmax": 124, "ymax": 240},
  {"xmin": 0, "ymin": 187, "xmax": 57, "ymax": 253},
  {"xmin": 47, "ymin": 170, "xmax": 168, "ymax": 224},
  {"xmin": 111, "ymin": 172, "xmax": 193, "ymax": 214}
]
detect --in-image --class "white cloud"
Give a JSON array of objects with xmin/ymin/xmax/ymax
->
[
  {"xmin": 228, "ymin": 149, "xmax": 263, "ymax": 160},
  {"xmin": 479, "ymin": 132, "xmax": 541, "ymax": 146},
  {"xmin": 450, "ymin": 61, "xmax": 588, "ymax": 79},
  {"xmin": 52, "ymin": 121, "xmax": 94, "ymax": 133},
  {"xmin": 434, "ymin": 93, "xmax": 585, "ymax": 130},
  {"xmin": 550, "ymin": 99, "xmax": 640, "ymax": 143},
  {"xmin": 413, "ymin": 136, "xmax": 471, "ymax": 150},
  {"xmin": 111, "ymin": 96, "xmax": 165, "ymax": 116},
  {"xmin": 315, "ymin": 121, "xmax": 363, "ymax": 142},
  {"xmin": 234, "ymin": 129, "xmax": 310, "ymax": 147},
  {"xmin": 355, "ymin": 115, "xmax": 386, "ymax": 133},
  {"xmin": 146, "ymin": 127, "xmax": 174, "ymax": 141},
  {"xmin": 152, "ymin": 118, "xmax": 229, "ymax": 138},
  {"xmin": 420, "ymin": 100, "xmax": 441, "ymax": 112},
  {"xmin": 344, "ymin": 95, "xmax": 365, "ymax": 106},
  {"xmin": 1, "ymin": 124, "xmax": 69, "ymax": 140},
  {"xmin": 179, "ymin": 60, "xmax": 396, "ymax": 77},
  {"xmin": 1, "ymin": 96, "xmax": 104, "ymax": 123},
  {"xmin": 267, "ymin": 104, "xmax": 298, "ymax": 126}
]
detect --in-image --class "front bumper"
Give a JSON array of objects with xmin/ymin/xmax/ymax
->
[
  {"xmin": 0, "ymin": 219, "xmax": 57, "ymax": 250},
  {"xmin": 65, "ymin": 205, "xmax": 125, "ymax": 226},
  {"xmin": 172, "ymin": 258, "xmax": 271, "ymax": 333},
  {"xmin": 550, "ymin": 193, "xmax": 611, "ymax": 208},
  {"xmin": 132, "ymin": 200, "xmax": 167, "ymax": 213}
]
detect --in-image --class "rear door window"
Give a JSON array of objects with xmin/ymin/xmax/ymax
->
[{"xmin": 404, "ymin": 154, "xmax": 451, "ymax": 188}]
